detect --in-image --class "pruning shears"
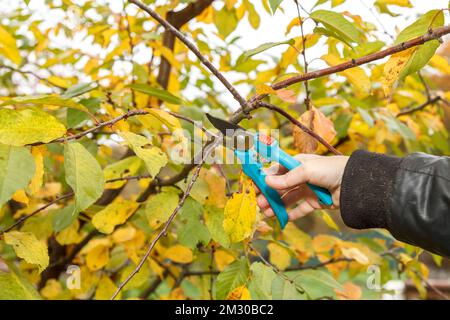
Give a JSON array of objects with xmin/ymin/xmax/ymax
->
[{"xmin": 206, "ymin": 113, "xmax": 333, "ymax": 229}]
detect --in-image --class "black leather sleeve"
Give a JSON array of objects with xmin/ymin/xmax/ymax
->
[{"xmin": 340, "ymin": 150, "xmax": 450, "ymax": 257}]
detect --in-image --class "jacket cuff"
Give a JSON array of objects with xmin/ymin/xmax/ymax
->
[{"xmin": 340, "ymin": 150, "xmax": 403, "ymax": 230}]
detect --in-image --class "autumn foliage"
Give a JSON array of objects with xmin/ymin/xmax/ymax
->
[{"xmin": 0, "ymin": 0, "xmax": 449, "ymax": 300}]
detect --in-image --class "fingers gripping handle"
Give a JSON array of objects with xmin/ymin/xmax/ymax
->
[{"xmin": 255, "ymin": 134, "xmax": 334, "ymax": 206}]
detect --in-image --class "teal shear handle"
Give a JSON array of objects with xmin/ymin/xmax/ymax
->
[
  {"xmin": 235, "ymin": 149, "xmax": 289, "ymax": 229},
  {"xmin": 254, "ymin": 133, "xmax": 334, "ymax": 207}
]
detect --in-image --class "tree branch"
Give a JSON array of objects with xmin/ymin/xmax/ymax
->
[
  {"xmin": 128, "ymin": 0, "xmax": 248, "ymax": 110},
  {"xmin": 111, "ymin": 138, "xmax": 220, "ymax": 299},
  {"xmin": 257, "ymin": 101, "xmax": 342, "ymax": 155},
  {"xmin": 156, "ymin": 0, "xmax": 215, "ymax": 89},
  {"xmin": 396, "ymin": 96, "xmax": 441, "ymax": 117},
  {"xmin": 243, "ymin": 24, "xmax": 450, "ymax": 109}
]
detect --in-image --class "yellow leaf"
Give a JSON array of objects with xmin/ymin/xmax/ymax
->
[
  {"xmin": 145, "ymin": 108, "xmax": 181, "ymax": 129},
  {"xmin": 112, "ymin": 226, "xmax": 136, "ymax": 243},
  {"xmin": 293, "ymin": 107, "xmax": 336, "ymax": 153},
  {"xmin": 335, "ymin": 282, "xmax": 362, "ymax": 300},
  {"xmin": 381, "ymin": 47, "xmax": 416, "ymax": 96},
  {"xmin": 313, "ymin": 234, "xmax": 340, "ymax": 253},
  {"xmin": 86, "ymin": 242, "xmax": 110, "ymax": 271},
  {"xmin": 4, "ymin": 231, "xmax": 49, "ymax": 273},
  {"xmin": 214, "ymin": 249, "xmax": 236, "ymax": 271},
  {"xmin": 322, "ymin": 54, "xmax": 371, "ymax": 95},
  {"xmin": 56, "ymin": 219, "xmax": 82, "ymax": 245},
  {"xmin": 120, "ymin": 131, "xmax": 168, "ymax": 178},
  {"xmin": 376, "ymin": 0, "xmax": 412, "ymax": 7},
  {"xmin": 0, "ymin": 25, "xmax": 22, "ymax": 65},
  {"xmin": 0, "ymin": 108, "xmax": 66, "ymax": 146},
  {"xmin": 202, "ymin": 168, "xmax": 227, "ymax": 208},
  {"xmin": 285, "ymin": 17, "xmax": 301, "ymax": 35},
  {"xmin": 92, "ymin": 200, "xmax": 139, "ymax": 234},
  {"xmin": 12, "ymin": 189, "xmax": 29, "ymax": 206},
  {"xmin": 40, "ymin": 279, "xmax": 64, "ymax": 300},
  {"xmin": 95, "ymin": 276, "xmax": 121, "ymax": 300},
  {"xmin": 282, "ymin": 223, "xmax": 313, "ymax": 262},
  {"xmin": 267, "ymin": 242, "xmax": 291, "ymax": 270},
  {"xmin": 28, "ymin": 146, "xmax": 45, "ymax": 195},
  {"xmin": 256, "ymin": 84, "xmax": 276, "ymax": 95},
  {"xmin": 223, "ymin": 181, "xmax": 257, "ymax": 243},
  {"xmin": 319, "ymin": 210, "xmax": 339, "ymax": 231},
  {"xmin": 341, "ymin": 247, "xmax": 370, "ymax": 265},
  {"xmin": 429, "ymin": 55, "xmax": 450, "ymax": 74},
  {"xmin": 227, "ymin": 285, "xmax": 251, "ymax": 300},
  {"xmin": 103, "ymin": 156, "xmax": 143, "ymax": 189},
  {"xmin": 165, "ymin": 245, "xmax": 193, "ymax": 264}
]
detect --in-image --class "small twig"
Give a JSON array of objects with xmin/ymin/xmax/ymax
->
[
  {"xmin": 248, "ymin": 243, "xmax": 305, "ymax": 294},
  {"xmin": 0, "ymin": 63, "xmax": 66, "ymax": 91},
  {"xmin": 418, "ymin": 71, "xmax": 431, "ymax": 100},
  {"xmin": 128, "ymin": 0, "xmax": 248, "ymax": 110},
  {"xmin": 123, "ymin": 6, "xmax": 137, "ymax": 109},
  {"xmin": 0, "ymin": 192, "xmax": 74, "ymax": 236},
  {"xmin": 396, "ymin": 96, "xmax": 441, "ymax": 117},
  {"xmin": 294, "ymin": 0, "xmax": 311, "ymax": 109},
  {"xmin": 257, "ymin": 101, "xmax": 342, "ymax": 155}
]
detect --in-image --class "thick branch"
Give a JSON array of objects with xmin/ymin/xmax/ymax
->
[
  {"xmin": 270, "ymin": 25, "xmax": 450, "ymax": 91},
  {"xmin": 157, "ymin": 0, "xmax": 215, "ymax": 89},
  {"xmin": 129, "ymin": 0, "xmax": 248, "ymax": 110}
]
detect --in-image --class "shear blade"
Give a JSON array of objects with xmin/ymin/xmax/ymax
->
[{"xmin": 206, "ymin": 113, "xmax": 253, "ymax": 151}]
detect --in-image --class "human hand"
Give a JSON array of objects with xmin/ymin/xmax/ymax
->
[{"xmin": 256, "ymin": 154, "xmax": 349, "ymax": 221}]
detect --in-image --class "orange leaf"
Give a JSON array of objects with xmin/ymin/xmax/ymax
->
[
  {"xmin": 335, "ymin": 282, "xmax": 362, "ymax": 300},
  {"xmin": 293, "ymin": 107, "xmax": 336, "ymax": 153},
  {"xmin": 276, "ymin": 89, "xmax": 297, "ymax": 103}
]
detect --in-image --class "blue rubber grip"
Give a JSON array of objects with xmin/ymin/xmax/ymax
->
[
  {"xmin": 235, "ymin": 149, "xmax": 289, "ymax": 229},
  {"xmin": 254, "ymin": 134, "xmax": 333, "ymax": 206}
]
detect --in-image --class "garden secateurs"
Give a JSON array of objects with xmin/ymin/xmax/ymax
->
[{"xmin": 206, "ymin": 113, "xmax": 333, "ymax": 229}]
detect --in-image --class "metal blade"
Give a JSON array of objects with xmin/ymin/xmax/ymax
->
[
  {"xmin": 206, "ymin": 113, "xmax": 244, "ymax": 136},
  {"xmin": 206, "ymin": 113, "xmax": 253, "ymax": 151}
]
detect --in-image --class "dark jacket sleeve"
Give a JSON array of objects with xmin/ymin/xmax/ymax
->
[{"xmin": 340, "ymin": 150, "xmax": 450, "ymax": 257}]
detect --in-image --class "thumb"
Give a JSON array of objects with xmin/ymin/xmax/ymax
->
[{"xmin": 265, "ymin": 165, "xmax": 308, "ymax": 190}]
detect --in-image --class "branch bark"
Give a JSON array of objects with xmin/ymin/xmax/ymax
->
[
  {"xmin": 156, "ymin": 0, "xmax": 215, "ymax": 89},
  {"xmin": 269, "ymin": 25, "xmax": 450, "ymax": 91},
  {"xmin": 129, "ymin": 0, "xmax": 248, "ymax": 110}
]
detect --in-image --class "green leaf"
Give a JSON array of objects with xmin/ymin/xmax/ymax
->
[
  {"xmin": 248, "ymin": 262, "xmax": 276, "ymax": 299},
  {"xmin": 269, "ymin": 0, "xmax": 284, "ymax": 14},
  {"xmin": 290, "ymin": 269, "xmax": 342, "ymax": 299},
  {"xmin": 64, "ymin": 142, "xmax": 104, "ymax": 217},
  {"xmin": 178, "ymin": 198, "xmax": 211, "ymax": 249},
  {"xmin": 104, "ymin": 156, "xmax": 143, "ymax": 189},
  {"xmin": 1, "ymin": 95, "xmax": 90, "ymax": 114},
  {"xmin": 204, "ymin": 205, "xmax": 230, "ymax": 248},
  {"xmin": 62, "ymin": 82, "xmax": 96, "ymax": 98},
  {"xmin": 0, "ymin": 145, "xmax": 35, "ymax": 207},
  {"xmin": 394, "ymin": 10, "xmax": 444, "ymax": 44},
  {"xmin": 357, "ymin": 107, "xmax": 374, "ymax": 127},
  {"xmin": 271, "ymin": 276, "xmax": 306, "ymax": 300},
  {"xmin": 53, "ymin": 203, "xmax": 76, "ymax": 232},
  {"xmin": 310, "ymin": 10, "xmax": 362, "ymax": 45},
  {"xmin": 145, "ymin": 188, "xmax": 179, "ymax": 229},
  {"xmin": 119, "ymin": 131, "xmax": 168, "ymax": 178},
  {"xmin": 214, "ymin": 7, "xmax": 238, "ymax": 39},
  {"xmin": 216, "ymin": 257, "xmax": 249, "ymax": 299},
  {"xmin": 0, "ymin": 261, "xmax": 41, "ymax": 300},
  {"xmin": 242, "ymin": 39, "xmax": 294, "ymax": 60},
  {"xmin": 67, "ymin": 98, "xmax": 101, "ymax": 129},
  {"xmin": 399, "ymin": 40, "xmax": 440, "ymax": 80},
  {"xmin": 0, "ymin": 108, "xmax": 66, "ymax": 146},
  {"xmin": 127, "ymin": 83, "xmax": 183, "ymax": 105}
]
